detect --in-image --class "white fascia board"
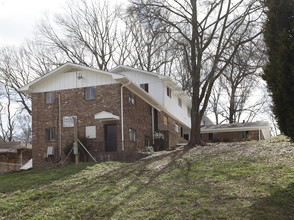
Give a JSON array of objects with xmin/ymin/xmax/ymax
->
[
  {"xmin": 110, "ymin": 65, "xmax": 169, "ymax": 79},
  {"xmin": 19, "ymin": 63, "xmax": 123, "ymax": 94},
  {"xmin": 200, "ymin": 126, "xmax": 270, "ymax": 134}
]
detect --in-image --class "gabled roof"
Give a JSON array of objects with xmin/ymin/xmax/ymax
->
[{"xmin": 19, "ymin": 63, "xmax": 124, "ymax": 93}]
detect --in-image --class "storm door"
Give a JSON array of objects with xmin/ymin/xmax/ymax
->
[{"xmin": 105, "ymin": 124, "xmax": 117, "ymax": 152}]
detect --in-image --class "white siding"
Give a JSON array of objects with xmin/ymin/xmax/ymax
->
[
  {"xmin": 163, "ymin": 85, "xmax": 191, "ymax": 128},
  {"xmin": 118, "ymin": 70, "xmax": 164, "ymax": 105},
  {"xmin": 31, "ymin": 70, "xmax": 117, "ymax": 93}
]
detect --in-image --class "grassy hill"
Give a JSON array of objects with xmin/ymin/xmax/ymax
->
[{"xmin": 1, "ymin": 136, "xmax": 294, "ymax": 219}]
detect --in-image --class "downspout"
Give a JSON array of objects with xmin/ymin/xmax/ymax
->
[
  {"xmin": 58, "ymin": 94, "xmax": 62, "ymax": 160},
  {"xmin": 152, "ymin": 107, "xmax": 154, "ymax": 144},
  {"xmin": 121, "ymin": 82, "xmax": 131, "ymax": 152},
  {"xmin": 259, "ymin": 129, "xmax": 261, "ymax": 141}
]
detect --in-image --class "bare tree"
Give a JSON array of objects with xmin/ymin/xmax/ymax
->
[
  {"xmin": 15, "ymin": 114, "xmax": 32, "ymax": 143},
  {"xmin": 131, "ymin": 0, "xmax": 263, "ymax": 145},
  {"xmin": 0, "ymin": 85, "xmax": 16, "ymax": 142},
  {"xmin": 0, "ymin": 43, "xmax": 58, "ymax": 115},
  {"xmin": 220, "ymin": 42, "xmax": 267, "ymax": 123},
  {"xmin": 121, "ymin": 10, "xmax": 175, "ymax": 73},
  {"xmin": 37, "ymin": 0, "xmax": 120, "ymax": 70}
]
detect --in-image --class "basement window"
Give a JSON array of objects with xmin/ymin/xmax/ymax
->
[
  {"xmin": 85, "ymin": 87, "xmax": 95, "ymax": 100},
  {"xmin": 45, "ymin": 128, "xmax": 55, "ymax": 141},
  {"xmin": 46, "ymin": 92, "xmax": 55, "ymax": 104}
]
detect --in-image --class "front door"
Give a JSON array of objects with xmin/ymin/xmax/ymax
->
[{"xmin": 105, "ymin": 124, "xmax": 117, "ymax": 152}]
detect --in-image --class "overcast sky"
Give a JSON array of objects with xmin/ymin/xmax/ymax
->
[
  {"xmin": 0, "ymin": 0, "xmax": 67, "ymax": 45},
  {"xmin": 0, "ymin": 0, "xmax": 127, "ymax": 46}
]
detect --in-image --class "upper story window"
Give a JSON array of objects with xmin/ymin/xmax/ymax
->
[
  {"xmin": 167, "ymin": 87, "xmax": 172, "ymax": 98},
  {"xmin": 85, "ymin": 87, "xmax": 95, "ymax": 100},
  {"xmin": 129, "ymin": 128, "xmax": 136, "ymax": 141},
  {"xmin": 187, "ymin": 106, "xmax": 191, "ymax": 117},
  {"xmin": 45, "ymin": 128, "xmax": 55, "ymax": 141},
  {"xmin": 140, "ymin": 83, "xmax": 149, "ymax": 93},
  {"xmin": 178, "ymin": 98, "xmax": 182, "ymax": 107},
  {"xmin": 46, "ymin": 92, "xmax": 55, "ymax": 104},
  {"xmin": 128, "ymin": 92, "xmax": 135, "ymax": 105}
]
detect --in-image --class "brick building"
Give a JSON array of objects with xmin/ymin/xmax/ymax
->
[
  {"xmin": 0, "ymin": 142, "xmax": 32, "ymax": 174},
  {"xmin": 19, "ymin": 63, "xmax": 212, "ymax": 168},
  {"xmin": 200, "ymin": 121, "xmax": 271, "ymax": 142}
]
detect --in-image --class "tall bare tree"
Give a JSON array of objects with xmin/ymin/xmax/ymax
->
[
  {"xmin": 131, "ymin": 0, "xmax": 263, "ymax": 145},
  {"xmin": 37, "ymin": 0, "xmax": 120, "ymax": 70},
  {"xmin": 121, "ymin": 10, "xmax": 175, "ymax": 74},
  {"xmin": 216, "ymin": 42, "xmax": 267, "ymax": 124}
]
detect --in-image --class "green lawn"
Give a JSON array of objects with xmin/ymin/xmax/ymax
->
[{"xmin": 1, "ymin": 136, "xmax": 294, "ymax": 219}]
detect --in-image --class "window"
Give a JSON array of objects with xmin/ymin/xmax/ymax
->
[
  {"xmin": 175, "ymin": 124, "xmax": 179, "ymax": 133},
  {"xmin": 85, "ymin": 87, "xmax": 95, "ymax": 100},
  {"xmin": 86, "ymin": 126, "xmax": 96, "ymax": 139},
  {"xmin": 167, "ymin": 87, "xmax": 172, "ymax": 98},
  {"xmin": 181, "ymin": 127, "xmax": 184, "ymax": 137},
  {"xmin": 178, "ymin": 98, "xmax": 182, "ymax": 107},
  {"xmin": 46, "ymin": 92, "xmax": 55, "ymax": 104},
  {"xmin": 242, "ymin": 131, "xmax": 249, "ymax": 140},
  {"xmin": 45, "ymin": 128, "xmax": 55, "ymax": 141},
  {"xmin": 129, "ymin": 128, "xmax": 136, "ymax": 141},
  {"xmin": 208, "ymin": 133, "xmax": 213, "ymax": 141},
  {"xmin": 164, "ymin": 116, "xmax": 168, "ymax": 126},
  {"xmin": 140, "ymin": 83, "xmax": 149, "ymax": 93},
  {"xmin": 187, "ymin": 107, "xmax": 191, "ymax": 117},
  {"xmin": 146, "ymin": 104, "xmax": 152, "ymax": 115},
  {"xmin": 128, "ymin": 92, "xmax": 135, "ymax": 105},
  {"xmin": 145, "ymin": 136, "xmax": 151, "ymax": 147}
]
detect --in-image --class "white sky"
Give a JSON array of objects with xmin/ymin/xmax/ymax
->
[
  {"xmin": 0, "ymin": 0, "xmax": 127, "ymax": 46},
  {"xmin": 0, "ymin": 0, "xmax": 67, "ymax": 45}
]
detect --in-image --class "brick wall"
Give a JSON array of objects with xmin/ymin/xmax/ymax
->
[
  {"xmin": 32, "ymin": 84, "xmax": 122, "ymax": 168},
  {"xmin": 201, "ymin": 130, "xmax": 265, "ymax": 143},
  {"xmin": 32, "ymin": 84, "xmax": 156, "ymax": 168}
]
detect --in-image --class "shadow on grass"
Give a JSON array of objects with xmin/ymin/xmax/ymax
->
[
  {"xmin": 250, "ymin": 182, "xmax": 294, "ymax": 219},
  {"xmin": 0, "ymin": 162, "xmax": 97, "ymax": 193}
]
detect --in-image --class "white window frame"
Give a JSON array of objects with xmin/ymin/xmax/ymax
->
[
  {"xmin": 85, "ymin": 87, "xmax": 95, "ymax": 100},
  {"xmin": 129, "ymin": 128, "xmax": 136, "ymax": 141},
  {"xmin": 46, "ymin": 92, "xmax": 55, "ymax": 104}
]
